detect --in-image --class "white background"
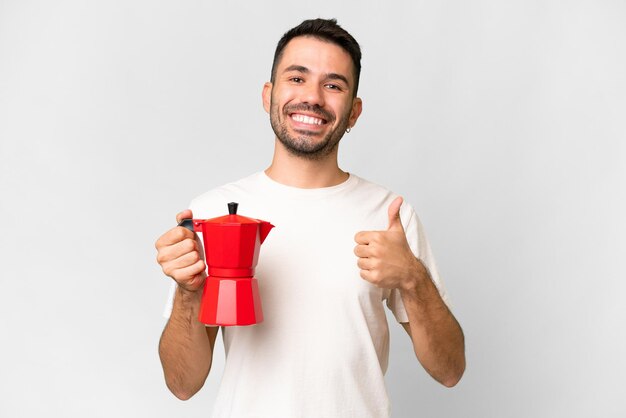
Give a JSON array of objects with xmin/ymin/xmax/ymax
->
[{"xmin": 1, "ymin": 1, "xmax": 625, "ymax": 417}]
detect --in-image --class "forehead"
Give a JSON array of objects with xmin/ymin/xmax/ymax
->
[{"xmin": 277, "ymin": 36, "xmax": 354, "ymax": 81}]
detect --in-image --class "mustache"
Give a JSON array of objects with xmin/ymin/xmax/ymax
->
[{"xmin": 284, "ymin": 103, "xmax": 334, "ymax": 122}]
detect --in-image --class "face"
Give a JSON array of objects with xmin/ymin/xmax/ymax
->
[{"xmin": 263, "ymin": 36, "xmax": 362, "ymax": 160}]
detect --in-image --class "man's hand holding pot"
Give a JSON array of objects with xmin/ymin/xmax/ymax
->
[{"xmin": 155, "ymin": 209, "xmax": 206, "ymax": 292}]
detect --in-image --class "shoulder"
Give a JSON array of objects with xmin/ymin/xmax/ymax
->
[
  {"xmin": 350, "ymin": 174, "xmax": 417, "ymax": 216},
  {"xmin": 346, "ymin": 174, "xmax": 420, "ymax": 231},
  {"xmin": 350, "ymin": 174, "xmax": 393, "ymax": 196}
]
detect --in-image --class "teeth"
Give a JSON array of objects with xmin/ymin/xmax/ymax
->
[{"xmin": 292, "ymin": 114, "xmax": 324, "ymax": 125}]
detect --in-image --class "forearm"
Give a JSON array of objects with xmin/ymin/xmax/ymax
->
[
  {"xmin": 159, "ymin": 286, "xmax": 213, "ymax": 400},
  {"xmin": 400, "ymin": 259, "xmax": 465, "ymax": 387}
]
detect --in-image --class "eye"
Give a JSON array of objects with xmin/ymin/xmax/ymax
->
[
  {"xmin": 290, "ymin": 77, "xmax": 304, "ymax": 83},
  {"xmin": 325, "ymin": 83, "xmax": 343, "ymax": 91}
]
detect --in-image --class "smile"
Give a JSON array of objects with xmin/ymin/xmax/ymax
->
[{"xmin": 290, "ymin": 113, "xmax": 327, "ymax": 126}]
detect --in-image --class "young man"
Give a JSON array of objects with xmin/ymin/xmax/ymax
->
[{"xmin": 156, "ymin": 18, "xmax": 465, "ymax": 418}]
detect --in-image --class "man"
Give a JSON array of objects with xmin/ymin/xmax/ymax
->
[{"xmin": 156, "ymin": 18, "xmax": 465, "ymax": 418}]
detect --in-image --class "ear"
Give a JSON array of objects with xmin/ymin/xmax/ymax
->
[
  {"xmin": 262, "ymin": 82, "xmax": 273, "ymax": 113},
  {"xmin": 348, "ymin": 97, "xmax": 363, "ymax": 129}
]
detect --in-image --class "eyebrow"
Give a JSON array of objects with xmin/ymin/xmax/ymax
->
[{"xmin": 283, "ymin": 65, "xmax": 350, "ymax": 87}]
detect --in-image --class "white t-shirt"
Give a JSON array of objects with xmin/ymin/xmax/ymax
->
[{"xmin": 164, "ymin": 172, "xmax": 448, "ymax": 418}]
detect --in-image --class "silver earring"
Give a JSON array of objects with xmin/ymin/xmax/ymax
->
[{"xmin": 346, "ymin": 127, "xmax": 351, "ymax": 133}]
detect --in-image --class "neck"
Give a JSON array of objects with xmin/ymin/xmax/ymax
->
[{"xmin": 264, "ymin": 138, "xmax": 349, "ymax": 189}]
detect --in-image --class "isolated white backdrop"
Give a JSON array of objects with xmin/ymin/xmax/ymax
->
[{"xmin": 1, "ymin": 1, "xmax": 625, "ymax": 417}]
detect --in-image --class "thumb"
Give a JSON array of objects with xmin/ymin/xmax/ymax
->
[
  {"xmin": 387, "ymin": 196, "xmax": 404, "ymax": 231},
  {"xmin": 176, "ymin": 209, "xmax": 193, "ymax": 224}
]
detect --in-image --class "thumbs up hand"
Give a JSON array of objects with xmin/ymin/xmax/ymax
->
[{"xmin": 354, "ymin": 197, "xmax": 423, "ymax": 290}]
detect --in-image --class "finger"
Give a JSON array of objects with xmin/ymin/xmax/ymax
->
[
  {"xmin": 387, "ymin": 196, "xmax": 404, "ymax": 231},
  {"xmin": 354, "ymin": 230, "xmax": 377, "ymax": 244},
  {"xmin": 171, "ymin": 260, "xmax": 207, "ymax": 288},
  {"xmin": 182, "ymin": 270, "xmax": 207, "ymax": 292},
  {"xmin": 157, "ymin": 237, "xmax": 200, "ymax": 264},
  {"xmin": 164, "ymin": 248, "xmax": 202, "ymax": 271},
  {"xmin": 176, "ymin": 209, "xmax": 193, "ymax": 224},
  {"xmin": 354, "ymin": 244, "xmax": 373, "ymax": 258},
  {"xmin": 359, "ymin": 269, "xmax": 376, "ymax": 283},
  {"xmin": 357, "ymin": 257, "xmax": 375, "ymax": 270},
  {"xmin": 156, "ymin": 225, "xmax": 196, "ymax": 248}
]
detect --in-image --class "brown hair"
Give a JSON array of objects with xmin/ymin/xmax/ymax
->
[{"xmin": 270, "ymin": 18, "xmax": 362, "ymax": 97}]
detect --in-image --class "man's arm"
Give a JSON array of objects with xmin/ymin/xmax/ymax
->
[
  {"xmin": 156, "ymin": 209, "xmax": 217, "ymax": 399},
  {"xmin": 354, "ymin": 197, "xmax": 465, "ymax": 387},
  {"xmin": 159, "ymin": 287, "xmax": 219, "ymax": 400},
  {"xmin": 398, "ymin": 259, "xmax": 465, "ymax": 387}
]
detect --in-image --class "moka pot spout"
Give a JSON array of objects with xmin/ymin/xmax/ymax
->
[{"xmin": 259, "ymin": 221, "xmax": 274, "ymax": 244}]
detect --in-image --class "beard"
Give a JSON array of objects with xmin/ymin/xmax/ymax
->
[{"xmin": 269, "ymin": 99, "xmax": 351, "ymax": 161}]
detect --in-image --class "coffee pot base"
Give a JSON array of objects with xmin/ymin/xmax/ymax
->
[{"xmin": 198, "ymin": 276, "xmax": 264, "ymax": 326}]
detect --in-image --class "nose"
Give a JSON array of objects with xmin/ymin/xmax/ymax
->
[{"xmin": 300, "ymin": 82, "xmax": 325, "ymax": 107}]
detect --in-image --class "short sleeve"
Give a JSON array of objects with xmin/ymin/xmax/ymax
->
[
  {"xmin": 385, "ymin": 202, "xmax": 450, "ymax": 323},
  {"xmin": 163, "ymin": 281, "xmax": 176, "ymax": 319}
]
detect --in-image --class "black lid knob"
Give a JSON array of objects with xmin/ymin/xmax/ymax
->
[{"xmin": 228, "ymin": 202, "xmax": 238, "ymax": 215}]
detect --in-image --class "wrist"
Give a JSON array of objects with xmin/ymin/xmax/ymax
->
[
  {"xmin": 170, "ymin": 283, "xmax": 204, "ymax": 327},
  {"xmin": 400, "ymin": 257, "xmax": 430, "ymax": 292},
  {"xmin": 176, "ymin": 284, "xmax": 203, "ymax": 304}
]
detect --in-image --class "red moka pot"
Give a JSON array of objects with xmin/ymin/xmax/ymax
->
[{"xmin": 179, "ymin": 202, "xmax": 273, "ymax": 326}]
